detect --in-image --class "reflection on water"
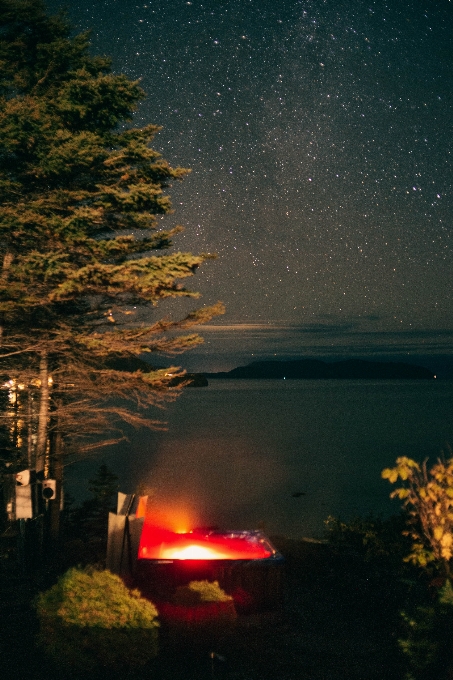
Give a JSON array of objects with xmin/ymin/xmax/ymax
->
[{"xmin": 66, "ymin": 379, "xmax": 453, "ymax": 538}]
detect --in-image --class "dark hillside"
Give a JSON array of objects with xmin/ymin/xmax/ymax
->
[{"xmin": 207, "ymin": 358, "xmax": 434, "ymax": 380}]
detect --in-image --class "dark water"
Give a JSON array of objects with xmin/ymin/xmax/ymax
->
[{"xmin": 66, "ymin": 379, "xmax": 453, "ymax": 538}]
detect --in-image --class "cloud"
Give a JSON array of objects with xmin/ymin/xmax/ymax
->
[
  {"xmin": 197, "ymin": 319, "xmax": 453, "ymax": 344},
  {"xmin": 187, "ymin": 320, "xmax": 453, "ymax": 365},
  {"xmin": 195, "ymin": 323, "xmax": 279, "ymax": 331}
]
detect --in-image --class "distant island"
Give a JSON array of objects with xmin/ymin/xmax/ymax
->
[{"xmin": 205, "ymin": 359, "xmax": 435, "ymax": 380}]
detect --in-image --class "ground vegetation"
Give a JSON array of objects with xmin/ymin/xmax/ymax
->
[
  {"xmin": 382, "ymin": 451, "xmax": 453, "ymax": 579},
  {"xmin": 35, "ymin": 566, "xmax": 159, "ymax": 674},
  {"xmin": 382, "ymin": 452, "xmax": 453, "ymax": 679},
  {"xmin": 0, "ymin": 502, "xmax": 416, "ymax": 679}
]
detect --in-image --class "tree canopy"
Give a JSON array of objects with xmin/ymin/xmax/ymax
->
[{"xmin": 0, "ymin": 0, "xmax": 223, "ymax": 472}]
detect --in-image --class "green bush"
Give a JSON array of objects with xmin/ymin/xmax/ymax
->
[
  {"xmin": 399, "ymin": 581, "xmax": 453, "ymax": 680},
  {"xmin": 172, "ymin": 579, "xmax": 233, "ymax": 606},
  {"xmin": 324, "ymin": 513, "xmax": 412, "ymax": 573},
  {"xmin": 159, "ymin": 580, "xmax": 237, "ymax": 647},
  {"xmin": 35, "ymin": 567, "xmax": 159, "ymax": 673}
]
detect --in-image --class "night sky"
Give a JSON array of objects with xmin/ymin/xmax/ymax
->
[{"xmin": 47, "ymin": 0, "xmax": 453, "ymax": 373}]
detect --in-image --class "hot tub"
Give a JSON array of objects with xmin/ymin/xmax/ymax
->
[{"xmin": 135, "ymin": 526, "xmax": 285, "ymax": 612}]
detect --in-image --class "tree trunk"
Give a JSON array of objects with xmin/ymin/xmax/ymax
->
[
  {"xmin": 36, "ymin": 350, "xmax": 50, "ymax": 474},
  {"xmin": 27, "ymin": 390, "xmax": 34, "ymax": 468},
  {"xmin": 49, "ymin": 403, "xmax": 63, "ymax": 542}
]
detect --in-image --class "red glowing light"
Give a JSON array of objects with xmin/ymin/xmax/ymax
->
[{"xmin": 138, "ymin": 522, "xmax": 274, "ymax": 561}]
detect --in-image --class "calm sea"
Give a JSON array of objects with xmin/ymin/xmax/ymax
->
[{"xmin": 66, "ymin": 379, "xmax": 453, "ymax": 539}]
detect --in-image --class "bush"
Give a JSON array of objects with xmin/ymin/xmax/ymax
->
[
  {"xmin": 35, "ymin": 567, "xmax": 159, "ymax": 674},
  {"xmin": 324, "ymin": 513, "xmax": 412, "ymax": 574},
  {"xmin": 399, "ymin": 580, "xmax": 453, "ymax": 680},
  {"xmin": 159, "ymin": 580, "xmax": 237, "ymax": 647},
  {"xmin": 382, "ymin": 454, "xmax": 453, "ymax": 578},
  {"xmin": 172, "ymin": 579, "xmax": 233, "ymax": 606}
]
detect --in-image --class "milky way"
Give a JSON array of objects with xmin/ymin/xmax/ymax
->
[{"xmin": 46, "ymin": 0, "xmax": 453, "ymax": 370}]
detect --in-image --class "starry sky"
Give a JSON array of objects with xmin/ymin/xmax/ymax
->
[{"xmin": 47, "ymin": 0, "xmax": 453, "ymax": 373}]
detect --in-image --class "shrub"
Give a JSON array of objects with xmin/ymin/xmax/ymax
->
[
  {"xmin": 159, "ymin": 580, "xmax": 236, "ymax": 647},
  {"xmin": 382, "ymin": 454, "xmax": 453, "ymax": 578},
  {"xmin": 324, "ymin": 513, "xmax": 411, "ymax": 573},
  {"xmin": 399, "ymin": 580, "xmax": 453, "ymax": 680},
  {"xmin": 35, "ymin": 567, "xmax": 159, "ymax": 674},
  {"xmin": 172, "ymin": 579, "xmax": 233, "ymax": 606}
]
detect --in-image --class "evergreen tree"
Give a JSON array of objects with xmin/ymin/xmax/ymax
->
[
  {"xmin": 0, "ymin": 0, "xmax": 223, "ymax": 473},
  {"xmin": 64, "ymin": 465, "xmax": 118, "ymax": 562}
]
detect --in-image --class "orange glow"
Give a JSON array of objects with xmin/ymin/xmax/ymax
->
[
  {"xmin": 160, "ymin": 545, "xmax": 230, "ymax": 560},
  {"xmin": 138, "ymin": 520, "xmax": 274, "ymax": 561},
  {"xmin": 143, "ymin": 504, "xmax": 195, "ymax": 535}
]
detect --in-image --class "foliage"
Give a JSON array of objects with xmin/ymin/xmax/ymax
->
[
  {"xmin": 69, "ymin": 464, "xmax": 118, "ymax": 535},
  {"xmin": 87, "ymin": 462, "xmax": 119, "ymax": 506},
  {"xmin": 172, "ymin": 579, "xmax": 234, "ymax": 607},
  {"xmin": 35, "ymin": 566, "xmax": 159, "ymax": 672},
  {"xmin": 324, "ymin": 513, "xmax": 411, "ymax": 570},
  {"xmin": 398, "ymin": 580, "xmax": 453, "ymax": 680},
  {"xmin": 62, "ymin": 464, "xmax": 118, "ymax": 565},
  {"xmin": 0, "ymin": 0, "xmax": 224, "ymax": 466},
  {"xmin": 160, "ymin": 580, "xmax": 236, "ymax": 648},
  {"xmin": 380, "ymin": 454, "xmax": 453, "ymax": 677},
  {"xmin": 382, "ymin": 453, "xmax": 453, "ymax": 577}
]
